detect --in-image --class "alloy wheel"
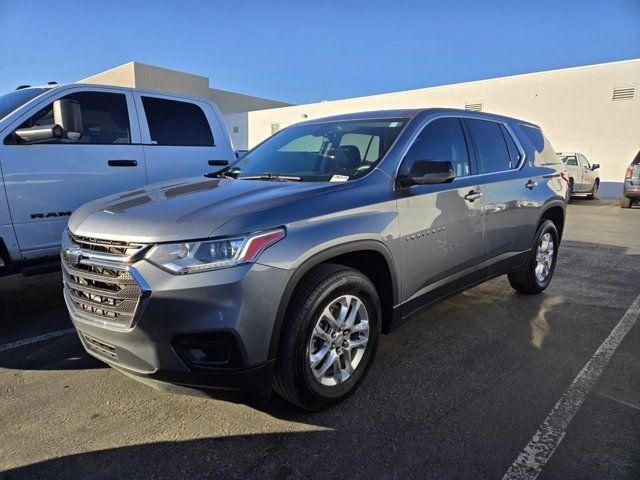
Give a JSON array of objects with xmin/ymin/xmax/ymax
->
[
  {"xmin": 535, "ymin": 232, "xmax": 555, "ymax": 282},
  {"xmin": 308, "ymin": 295, "xmax": 370, "ymax": 386}
]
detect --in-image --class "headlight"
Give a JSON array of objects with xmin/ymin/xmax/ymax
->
[{"xmin": 146, "ymin": 228, "xmax": 285, "ymax": 274}]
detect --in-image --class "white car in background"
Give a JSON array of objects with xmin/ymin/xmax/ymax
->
[{"xmin": 556, "ymin": 152, "xmax": 600, "ymax": 201}]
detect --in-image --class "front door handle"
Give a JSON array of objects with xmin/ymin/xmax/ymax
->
[
  {"xmin": 108, "ymin": 160, "xmax": 138, "ymax": 167},
  {"xmin": 464, "ymin": 190, "xmax": 483, "ymax": 202},
  {"xmin": 208, "ymin": 160, "xmax": 229, "ymax": 166},
  {"xmin": 525, "ymin": 179, "xmax": 538, "ymax": 189}
]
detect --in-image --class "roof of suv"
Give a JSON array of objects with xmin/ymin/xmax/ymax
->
[{"xmin": 297, "ymin": 108, "xmax": 538, "ymax": 128}]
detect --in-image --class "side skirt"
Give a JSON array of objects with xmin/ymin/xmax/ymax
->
[{"xmin": 386, "ymin": 250, "xmax": 529, "ymax": 333}]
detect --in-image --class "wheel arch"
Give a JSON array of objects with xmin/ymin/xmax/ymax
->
[
  {"xmin": 538, "ymin": 201, "xmax": 565, "ymax": 241},
  {"xmin": 267, "ymin": 240, "xmax": 399, "ymax": 359}
]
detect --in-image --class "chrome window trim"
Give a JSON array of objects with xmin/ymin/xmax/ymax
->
[{"xmin": 392, "ymin": 113, "xmax": 528, "ymax": 190}]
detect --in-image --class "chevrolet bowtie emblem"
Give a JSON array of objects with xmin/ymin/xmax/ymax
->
[{"xmin": 65, "ymin": 246, "xmax": 82, "ymax": 266}]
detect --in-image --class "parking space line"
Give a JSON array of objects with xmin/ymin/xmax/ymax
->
[
  {"xmin": 502, "ymin": 292, "xmax": 640, "ymax": 480},
  {"xmin": 0, "ymin": 328, "xmax": 76, "ymax": 353},
  {"xmin": 595, "ymin": 202, "xmax": 618, "ymax": 209}
]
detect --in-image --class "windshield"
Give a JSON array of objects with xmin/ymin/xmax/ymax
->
[
  {"xmin": 233, "ymin": 118, "xmax": 407, "ymax": 181},
  {"xmin": 0, "ymin": 88, "xmax": 51, "ymax": 121},
  {"xmin": 557, "ymin": 154, "xmax": 578, "ymax": 166}
]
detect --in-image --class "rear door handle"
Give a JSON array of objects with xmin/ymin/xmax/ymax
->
[
  {"xmin": 108, "ymin": 160, "xmax": 138, "ymax": 167},
  {"xmin": 464, "ymin": 190, "xmax": 483, "ymax": 202},
  {"xmin": 525, "ymin": 179, "xmax": 538, "ymax": 189}
]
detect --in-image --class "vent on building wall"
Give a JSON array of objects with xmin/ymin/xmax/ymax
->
[
  {"xmin": 271, "ymin": 123, "xmax": 280, "ymax": 135},
  {"xmin": 612, "ymin": 86, "xmax": 636, "ymax": 101},
  {"xmin": 465, "ymin": 102, "xmax": 483, "ymax": 112}
]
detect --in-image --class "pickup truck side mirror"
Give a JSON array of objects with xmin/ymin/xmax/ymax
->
[
  {"xmin": 398, "ymin": 160, "xmax": 456, "ymax": 188},
  {"xmin": 591, "ymin": 163, "xmax": 600, "ymax": 170},
  {"xmin": 14, "ymin": 99, "xmax": 83, "ymax": 144}
]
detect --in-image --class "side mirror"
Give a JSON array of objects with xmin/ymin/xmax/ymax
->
[
  {"xmin": 591, "ymin": 163, "xmax": 600, "ymax": 170},
  {"xmin": 53, "ymin": 99, "xmax": 83, "ymax": 140},
  {"xmin": 398, "ymin": 160, "xmax": 456, "ymax": 188},
  {"xmin": 14, "ymin": 99, "xmax": 83, "ymax": 144}
]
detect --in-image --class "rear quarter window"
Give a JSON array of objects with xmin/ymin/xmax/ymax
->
[{"xmin": 519, "ymin": 124, "xmax": 560, "ymax": 165}]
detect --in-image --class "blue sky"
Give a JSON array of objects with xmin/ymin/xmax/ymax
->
[{"xmin": 1, "ymin": 0, "xmax": 638, "ymax": 104}]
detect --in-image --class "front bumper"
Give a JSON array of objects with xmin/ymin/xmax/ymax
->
[{"xmin": 65, "ymin": 257, "xmax": 292, "ymax": 398}]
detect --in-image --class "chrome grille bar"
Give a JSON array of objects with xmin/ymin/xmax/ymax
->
[{"xmin": 62, "ymin": 230, "xmax": 151, "ymax": 330}]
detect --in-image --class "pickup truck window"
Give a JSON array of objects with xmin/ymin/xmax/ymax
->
[
  {"xmin": 466, "ymin": 118, "xmax": 511, "ymax": 174},
  {"xmin": 234, "ymin": 119, "xmax": 406, "ymax": 181},
  {"xmin": 0, "ymin": 87, "xmax": 50, "ymax": 121},
  {"xmin": 12, "ymin": 91, "xmax": 131, "ymax": 145},
  {"xmin": 578, "ymin": 154, "xmax": 591, "ymax": 169},
  {"xmin": 559, "ymin": 155, "xmax": 578, "ymax": 166},
  {"xmin": 142, "ymin": 97, "xmax": 214, "ymax": 147},
  {"xmin": 402, "ymin": 118, "xmax": 471, "ymax": 178}
]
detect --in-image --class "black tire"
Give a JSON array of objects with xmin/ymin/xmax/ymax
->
[
  {"xmin": 620, "ymin": 194, "xmax": 633, "ymax": 208},
  {"xmin": 273, "ymin": 264, "xmax": 381, "ymax": 411},
  {"xmin": 566, "ymin": 180, "xmax": 573, "ymax": 203},
  {"xmin": 586, "ymin": 180, "xmax": 599, "ymax": 199},
  {"xmin": 508, "ymin": 220, "xmax": 559, "ymax": 294}
]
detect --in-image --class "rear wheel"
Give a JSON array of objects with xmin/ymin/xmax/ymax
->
[
  {"xmin": 508, "ymin": 220, "xmax": 559, "ymax": 294},
  {"xmin": 586, "ymin": 180, "xmax": 599, "ymax": 199},
  {"xmin": 620, "ymin": 194, "xmax": 633, "ymax": 208},
  {"xmin": 273, "ymin": 264, "xmax": 380, "ymax": 410},
  {"xmin": 566, "ymin": 180, "xmax": 573, "ymax": 202}
]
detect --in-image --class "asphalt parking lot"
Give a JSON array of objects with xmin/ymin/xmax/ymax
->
[{"xmin": 1, "ymin": 199, "xmax": 638, "ymax": 479}]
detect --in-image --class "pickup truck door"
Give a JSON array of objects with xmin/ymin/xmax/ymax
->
[
  {"xmin": 396, "ymin": 117, "xmax": 484, "ymax": 313},
  {"xmin": 133, "ymin": 93, "xmax": 235, "ymax": 184},
  {"xmin": 0, "ymin": 87, "xmax": 146, "ymax": 258},
  {"xmin": 578, "ymin": 154, "xmax": 593, "ymax": 191}
]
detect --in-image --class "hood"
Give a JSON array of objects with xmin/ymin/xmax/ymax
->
[{"xmin": 68, "ymin": 176, "xmax": 344, "ymax": 243}]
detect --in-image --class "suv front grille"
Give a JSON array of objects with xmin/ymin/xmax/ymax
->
[
  {"xmin": 69, "ymin": 232, "xmax": 145, "ymax": 257},
  {"xmin": 62, "ymin": 232, "xmax": 150, "ymax": 329}
]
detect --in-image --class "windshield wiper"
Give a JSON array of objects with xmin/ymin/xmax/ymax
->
[{"xmin": 240, "ymin": 173, "xmax": 302, "ymax": 182}]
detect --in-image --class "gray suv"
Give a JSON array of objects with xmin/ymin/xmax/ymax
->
[{"xmin": 62, "ymin": 109, "xmax": 567, "ymax": 410}]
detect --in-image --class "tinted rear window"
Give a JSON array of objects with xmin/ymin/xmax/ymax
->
[
  {"xmin": 142, "ymin": 97, "xmax": 214, "ymax": 146},
  {"xmin": 466, "ymin": 118, "xmax": 511, "ymax": 173},
  {"xmin": 521, "ymin": 125, "xmax": 545, "ymax": 152}
]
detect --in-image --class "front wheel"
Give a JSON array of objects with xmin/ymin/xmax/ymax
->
[
  {"xmin": 586, "ymin": 180, "xmax": 599, "ymax": 199},
  {"xmin": 273, "ymin": 264, "xmax": 380, "ymax": 410},
  {"xmin": 508, "ymin": 220, "xmax": 559, "ymax": 294}
]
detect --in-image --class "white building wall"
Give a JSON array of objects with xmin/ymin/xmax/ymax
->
[
  {"xmin": 221, "ymin": 112, "xmax": 249, "ymax": 150},
  {"xmin": 244, "ymin": 59, "xmax": 640, "ymax": 196}
]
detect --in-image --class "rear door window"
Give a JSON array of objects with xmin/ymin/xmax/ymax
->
[
  {"xmin": 465, "ymin": 118, "xmax": 511, "ymax": 173},
  {"xmin": 142, "ymin": 97, "xmax": 214, "ymax": 146}
]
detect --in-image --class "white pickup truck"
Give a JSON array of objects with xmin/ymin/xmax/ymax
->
[
  {"xmin": 0, "ymin": 84, "xmax": 236, "ymax": 275},
  {"xmin": 556, "ymin": 152, "xmax": 600, "ymax": 200}
]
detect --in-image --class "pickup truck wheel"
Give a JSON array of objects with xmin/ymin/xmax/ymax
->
[
  {"xmin": 508, "ymin": 220, "xmax": 559, "ymax": 294},
  {"xmin": 620, "ymin": 194, "xmax": 633, "ymax": 208},
  {"xmin": 566, "ymin": 180, "xmax": 573, "ymax": 203},
  {"xmin": 586, "ymin": 180, "xmax": 599, "ymax": 199},
  {"xmin": 273, "ymin": 264, "xmax": 380, "ymax": 411}
]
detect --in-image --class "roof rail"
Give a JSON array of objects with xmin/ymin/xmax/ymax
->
[{"xmin": 16, "ymin": 85, "xmax": 31, "ymax": 90}]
